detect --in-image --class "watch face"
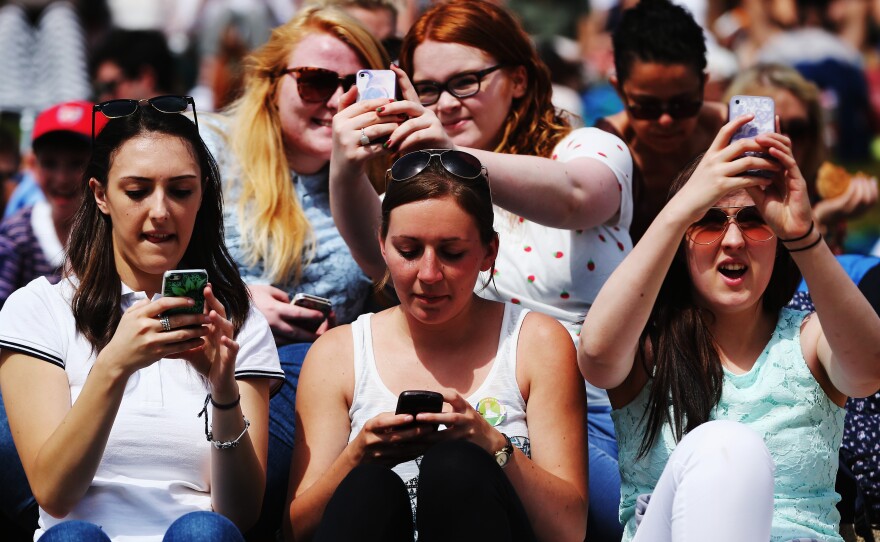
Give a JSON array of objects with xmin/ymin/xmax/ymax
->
[{"xmin": 495, "ymin": 450, "xmax": 510, "ymax": 467}]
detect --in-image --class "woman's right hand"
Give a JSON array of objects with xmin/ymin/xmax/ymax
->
[
  {"xmin": 353, "ymin": 412, "xmax": 437, "ymax": 467},
  {"xmin": 248, "ymin": 284, "xmax": 328, "ymax": 345},
  {"xmin": 98, "ymin": 296, "xmax": 209, "ymax": 378},
  {"xmin": 667, "ymin": 114, "xmax": 780, "ymax": 224}
]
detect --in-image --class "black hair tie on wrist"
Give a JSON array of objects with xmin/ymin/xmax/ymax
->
[
  {"xmin": 786, "ymin": 233, "xmax": 823, "ymax": 253},
  {"xmin": 778, "ymin": 221, "xmax": 814, "ymax": 243},
  {"xmin": 210, "ymin": 393, "xmax": 241, "ymax": 410}
]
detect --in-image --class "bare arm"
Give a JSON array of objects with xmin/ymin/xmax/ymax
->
[{"xmin": 0, "ymin": 295, "xmax": 208, "ymax": 517}]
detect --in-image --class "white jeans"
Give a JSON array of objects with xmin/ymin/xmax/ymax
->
[{"xmin": 632, "ymin": 420, "xmax": 776, "ymax": 542}]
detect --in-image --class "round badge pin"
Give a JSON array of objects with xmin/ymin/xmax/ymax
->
[{"xmin": 476, "ymin": 397, "xmax": 507, "ymax": 427}]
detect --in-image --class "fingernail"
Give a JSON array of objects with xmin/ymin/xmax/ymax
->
[
  {"xmin": 377, "ymin": 106, "xmax": 385, "ymax": 113},
  {"xmin": 383, "ymin": 140, "xmax": 391, "ymax": 149},
  {"xmin": 388, "ymin": 98, "xmax": 395, "ymax": 103}
]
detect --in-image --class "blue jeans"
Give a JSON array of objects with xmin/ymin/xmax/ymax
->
[
  {"xmin": 587, "ymin": 403, "xmax": 624, "ymax": 542},
  {"xmin": 0, "ymin": 389, "xmax": 38, "ymax": 539},
  {"xmin": 40, "ymin": 511, "xmax": 243, "ymax": 541},
  {"xmin": 245, "ymin": 342, "xmax": 311, "ymax": 540}
]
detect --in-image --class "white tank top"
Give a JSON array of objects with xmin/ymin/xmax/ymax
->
[{"xmin": 348, "ymin": 303, "xmax": 531, "ymax": 515}]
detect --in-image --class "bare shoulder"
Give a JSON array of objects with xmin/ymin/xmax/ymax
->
[
  {"xmin": 301, "ymin": 324, "xmax": 355, "ymax": 389},
  {"xmin": 518, "ymin": 312, "xmax": 577, "ymax": 369}
]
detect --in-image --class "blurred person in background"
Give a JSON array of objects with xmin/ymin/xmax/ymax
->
[{"xmin": 90, "ymin": 29, "xmax": 179, "ymax": 103}]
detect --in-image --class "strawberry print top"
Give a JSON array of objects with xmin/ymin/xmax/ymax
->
[{"xmin": 477, "ymin": 127, "xmax": 633, "ymax": 401}]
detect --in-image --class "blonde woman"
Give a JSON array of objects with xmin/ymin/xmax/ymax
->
[{"xmin": 196, "ymin": 6, "xmax": 389, "ymax": 537}]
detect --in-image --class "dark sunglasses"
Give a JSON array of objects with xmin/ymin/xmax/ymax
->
[
  {"xmin": 92, "ymin": 95, "xmax": 197, "ymax": 141},
  {"xmin": 687, "ymin": 206, "xmax": 775, "ymax": 245},
  {"xmin": 413, "ymin": 65, "xmax": 505, "ymax": 106},
  {"xmin": 278, "ymin": 67, "xmax": 357, "ymax": 102},
  {"xmin": 388, "ymin": 149, "xmax": 486, "ymax": 183},
  {"xmin": 779, "ymin": 118, "xmax": 815, "ymax": 142},
  {"xmin": 622, "ymin": 91, "xmax": 703, "ymax": 120}
]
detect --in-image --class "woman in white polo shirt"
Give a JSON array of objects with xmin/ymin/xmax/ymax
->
[{"xmin": 0, "ymin": 99, "xmax": 282, "ymax": 541}]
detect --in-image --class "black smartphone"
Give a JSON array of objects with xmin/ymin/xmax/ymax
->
[
  {"xmin": 395, "ymin": 390, "xmax": 443, "ymax": 429},
  {"xmin": 161, "ymin": 269, "xmax": 208, "ymax": 315}
]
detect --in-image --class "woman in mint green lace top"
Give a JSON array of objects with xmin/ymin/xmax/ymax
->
[{"xmin": 578, "ymin": 115, "xmax": 880, "ymax": 541}]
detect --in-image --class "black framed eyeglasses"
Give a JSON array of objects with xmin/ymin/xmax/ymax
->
[
  {"xmin": 413, "ymin": 65, "xmax": 505, "ymax": 106},
  {"xmin": 622, "ymin": 91, "xmax": 703, "ymax": 120},
  {"xmin": 92, "ymin": 95, "xmax": 197, "ymax": 141},
  {"xmin": 687, "ymin": 206, "xmax": 775, "ymax": 245},
  {"xmin": 388, "ymin": 149, "xmax": 486, "ymax": 184},
  {"xmin": 278, "ymin": 67, "xmax": 357, "ymax": 103}
]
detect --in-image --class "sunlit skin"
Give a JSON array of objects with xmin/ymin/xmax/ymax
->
[
  {"xmin": 276, "ymin": 32, "xmax": 365, "ymax": 174},
  {"xmin": 685, "ymin": 190, "xmax": 778, "ymax": 318},
  {"xmin": 90, "ymin": 133, "xmax": 203, "ymax": 297},
  {"xmin": 380, "ymin": 195, "xmax": 497, "ymax": 327},
  {"xmin": 412, "ymin": 41, "xmax": 525, "ymax": 151}
]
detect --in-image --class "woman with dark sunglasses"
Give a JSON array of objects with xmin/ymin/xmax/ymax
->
[
  {"xmin": 725, "ymin": 63, "xmax": 878, "ymax": 254},
  {"xmin": 0, "ymin": 104, "xmax": 283, "ymax": 540},
  {"xmin": 330, "ymin": 2, "xmax": 633, "ymax": 538},
  {"xmin": 579, "ymin": 114, "xmax": 880, "ymax": 541},
  {"xmin": 195, "ymin": 8, "xmax": 388, "ymax": 536},
  {"xmin": 287, "ymin": 150, "xmax": 588, "ymax": 542},
  {"xmin": 595, "ymin": 0, "xmax": 727, "ymax": 244}
]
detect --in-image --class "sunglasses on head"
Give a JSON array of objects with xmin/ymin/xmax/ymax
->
[
  {"xmin": 92, "ymin": 95, "xmax": 197, "ymax": 142},
  {"xmin": 278, "ymin": 67, "xmax": 357, "ymax": 103},
  {"xmin": 388, "ymin": 149, "xmax": 486, "ymax": 183},
  {"xmin": 622, "ymin": 91, "xmax": 703, "ymax": 120},
  {"xmin": 413, "ymin": 65, "xmax": 505, "ymax": 106},
  {"xmin": 687, "ymin": 206, "xmax": 775, "ymax": 245}
]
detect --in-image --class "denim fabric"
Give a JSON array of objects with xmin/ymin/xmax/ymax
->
[
  {"xmin": 164, "ymin": 511, "xmax": 244, "ymax": 542},
  {"xmin": 0, "ymin": 389, "xmax": 37, "ymax": 538},
  {"xmin": 245, "ymin": 342, "xmax": 311, "ymax": 540},
  {"xmin": 39, "ymin": 520, "xmax": 112, "ymax": 542},
  {"xmin": 588, "ymin": 403, "xmax": 624, "ymax": 542}
]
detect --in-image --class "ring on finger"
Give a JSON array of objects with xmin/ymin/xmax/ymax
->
[
  {"xmin": 159, "ymin": 314, "xmax": 172, "ymax": 333},
  {"xmin": 359, "ymin": 128, "xmax": 370, "ymax": 146}
]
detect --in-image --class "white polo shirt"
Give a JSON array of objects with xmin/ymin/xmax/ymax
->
[{"xmin": 0, "ymin": 276, "xmax": 284, "ymax": 541}]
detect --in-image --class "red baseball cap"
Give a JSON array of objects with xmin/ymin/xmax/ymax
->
[{"xmin": 31, "ymin": 100, "xmax": 108, "ymax": 148}]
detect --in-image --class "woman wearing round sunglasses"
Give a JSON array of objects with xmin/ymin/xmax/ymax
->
[
  {"xmin": 195, "ymin": 8, "xmax": 388, "ymax": 536},
  {"xmin": 579, "ymin": 114, "xmax": 880, "ymax": 541},
  {"xmin": 0, "ymin": 104, "xmax": 283, "ymax": 540},
  {"xmin": 330, "ymin": 2, "xmax": 632, "ymax": 538},
  {"xmin": 287, "ymin": 150, "xmax": 588, "ymax": 542},
  {"xmin": 595, "ymin": 0, "xmax": 726, "ymax": 244},
  {"xmin": 726, "ymin": 63, "xmax": 878, "ymax": 254}
]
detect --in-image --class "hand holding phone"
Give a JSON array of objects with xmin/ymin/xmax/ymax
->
[
  {"xmin": 290, "ymin": 293, "xmax": 332, "ymax": 333},
  {"xmin": 161, "ymin": 269, "xmax": 208, "ymax": 315},
  {"xmin": 396, "ymin": 390, "xmax": 443, "ymax": 430}
]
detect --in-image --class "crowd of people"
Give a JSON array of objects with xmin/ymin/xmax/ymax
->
[{"xmin": 1, "ymin": 0, "xmax": 880, "ymax": 541}]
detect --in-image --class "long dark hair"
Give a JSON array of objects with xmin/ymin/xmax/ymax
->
[
  {"xmin": 636, "ymin": 153, "xmax": 801, "ymax": 456},
  {"xmin": 67, "ymin": 107, "xmax": 250, "ymax": 352}
]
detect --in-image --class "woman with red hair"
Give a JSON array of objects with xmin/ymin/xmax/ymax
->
[{"xmin": 328, "ymin": 1, "xmax": 631, "ymax": 539}]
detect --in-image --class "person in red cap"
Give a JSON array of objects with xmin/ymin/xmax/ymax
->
[{"xmin": 0, "ymin": 100, "xmax": 107, "ymax": 308}]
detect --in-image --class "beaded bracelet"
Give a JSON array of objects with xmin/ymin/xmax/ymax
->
[
  {"xmin": 778, "ymin": 221, "xmax": 814, "ymax": 243},
  {"xmin": 786, "ymin": 233, "xmax": 823, "ymax": 253},
  {"xmin": 197, "ymin": 394, "xmax": 250, "ymax": 449}
]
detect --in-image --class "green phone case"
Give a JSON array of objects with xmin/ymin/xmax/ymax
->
[{"xmin": 162, "ymin": 270, "xmax": 208, "ymax": 315}]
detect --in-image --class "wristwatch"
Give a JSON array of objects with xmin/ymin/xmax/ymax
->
[{"xmin": 494, "ymin": 433, "xmax": 514, "ymax": 469}]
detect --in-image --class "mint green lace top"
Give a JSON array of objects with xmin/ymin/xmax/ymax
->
[{"xmin": 612, "ymin": 308, "xmax": 846, "ymax": 542}]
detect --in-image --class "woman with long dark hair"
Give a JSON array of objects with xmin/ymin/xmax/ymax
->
[
  {"xmin": 0, "ymin": 101, "xmax": 282, "ymax": 540},
  {"xmin": 579, "ymin": 115, "xmax": 880, "ymax": 541}
]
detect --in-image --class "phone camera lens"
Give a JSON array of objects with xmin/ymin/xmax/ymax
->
[{"xmin": 735, "ymin": 100, "xmax": 740, "ymax": 105}]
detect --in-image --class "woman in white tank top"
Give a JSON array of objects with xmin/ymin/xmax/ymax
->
[{"xmin": 285, "ymin": 150, "xmax": 588, "ymax": 542}]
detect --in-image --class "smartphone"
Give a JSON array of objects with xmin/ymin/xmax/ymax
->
[
  {"xmin": 290, "ymin": 293, "xmax": 332, "ymax": 318},
  {"xmin": 356, "ymin": 69, "xmax": 396, "ymax": 102},
  {"xmin": 729, "ymin": 95, "xmax": 776, "ymax": 178},
  {"xmin": 396, "ymin": 390, "xmax": 443, "ymax": 429},
  {"xmin": 161, "ymin": 269, "xmax": 208, "ymax": 315}
]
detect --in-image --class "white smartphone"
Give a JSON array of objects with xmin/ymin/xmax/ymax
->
[
  {"xmin": 290, "ymin": 292, "xmax": 332, "ymax": 318},
  {"xmin": 161, "ymin": 269, "xmax": 208, "ymax": 315},
  {"xmin": 729, "ymin": 95, "xmax": 776, "ymax": 178},
  {"xmin": 356, "ymin": 69, "xmax": 396, "ymax": 102}
]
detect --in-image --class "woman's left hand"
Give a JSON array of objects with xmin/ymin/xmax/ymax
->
[
  {"xmin": 747, "ymin": 132, "xmax": 815, "ymax": 240},
  {"xmin": 416, "ymin": 391, "xmax": 506, "ymax": 454},
  {"xmin": 175, "ymin": 283, "xmax": 240, "ymax": 401}
]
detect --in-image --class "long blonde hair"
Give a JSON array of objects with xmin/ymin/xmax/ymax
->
[{"xmin": 226, "ymin": 6, "xmax": 388, "ymax": 284}]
